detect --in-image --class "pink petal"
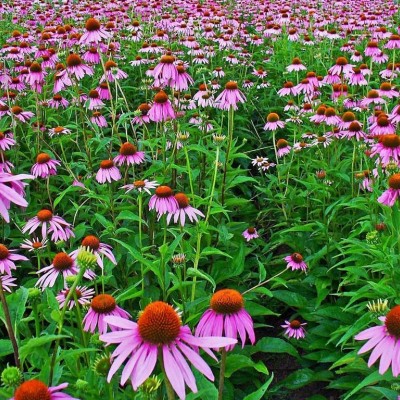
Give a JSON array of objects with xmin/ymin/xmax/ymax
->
[{"xmin": 163, "ymin": 345, "xmax": 186, "ymax": 400}]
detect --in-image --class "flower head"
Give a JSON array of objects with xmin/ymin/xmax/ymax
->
[
  {"xmin": 113, "ymin": 143, "xmax": 145, "ymax": 166},
  {"xmin": 166, "ymin": 193, "xmax": 204, "ymax": 226},
  {"xmin": 96, "ymin": 160, "xmax": 121, "ymax": 184},
  {"xmin": 242, "ymin": 227, "xmax": 259, "ymax": 241},
  {"xmin": 31, "ymin": 153, "xmax": 60, "ymax": 178},
  {"xmin": 355, "ymin": 305, "xmax": 400, "ymax": 376},
  {"xmin": 10, "ymin": 379, "xmax": 79, "ymax": 400},
  {"xmin": 100, "ymin": 301, "xmax": 236, "ymax": 400},
  {"xmin": 284, "ymin": 253, "xmax": 307, "ymax": 272},
  {"xmin": 378, "ymin": 173, "xmax": 400, "ymax": 207},
  {"xmin": 215, "ymin": 81, "xmax": 246, "ymax": 110},
  {"xmin": 83, "ymin": 293, "xmax": 130, "ymax": 334},
  {"xmin": 56, "ymin": 286, "xmax": 95, "ymax": 310},
  {"xmin": 196, "ymin": 289, "xmax": 255, "ymax": 351},
  {"xmin": 121, "ymin": 179, "xmax": 159, "ymax": 195},
  {"xmin": 282, "ymin": 319, "xmax": 307, "ymax": 339},
  {"xmin": 0, "ymin": 244, "xmax": 28, "ymax": 275},
  {"xmin": 149, "ymin": 185, "xmax": 178, "ymax": 215}
]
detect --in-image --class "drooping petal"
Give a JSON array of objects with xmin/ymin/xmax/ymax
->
[
  {"xmin": 163, "ymin": 345, "xmax": 186, "ymax": 400},
  {"xmin": 170, "ymin": 343, "xmax": 198, "ymax": 393}
]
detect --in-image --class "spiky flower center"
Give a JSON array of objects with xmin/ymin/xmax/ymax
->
[
  {"xmin": 138, "ymin": 103, "xmax": 150, "ymax": 115},
  {"xmin": 66, "ymin": 54, "xmax": 82, "ymax": 67},
  {"xmin": 381, "ymin": 134, "xmax": 400, "ymax": 148},
  {"xmin": 283, "ymin": 81, "xmax": 294, "ymax": 88},
  {"xmin": 160, "ymin": 55, "xmax": 175, "ymax": 64},
  {"xmin": 36, "ymin": 153, "xmax": 51, "ymax": 164},
  {"xmin": 210, "ymin": 289, "xmax": 244, "ymax": 314},
  {"xmin": 86, "ymin": 18, "xmax": 101, "ymax": 31},
  {"xmin": 0, "ymin": 244, "xmax": 9, "ymax": 260},
  {"xmin": 349, "ymin": 122, "xmax": 362, "ymax": 132},
  {"xmin": 324, "ymin": 107, "xmax": 336, "ymax": 117},
  {"xmin": 138, "ymin": 301, "xmax": 181, "ymax": 344},
  {"xmin": 225, "ymin": 81, "xmax": 238, "ymax": 90},
  {"xmin": 155, "ymin": 185, "xmax": 173, "ymax": 198},
  {"xmin": 134, "ymin": 180, "xmax": 145, "ymax": 188},
  {"xmin": 276, "ymin": 139, "xmax": 288, "ymax": 149},
  {"xmin": 267, "ymin": 113, "xmax": 279, "ymax": 122},
  {"xmin": 292, "ymin": 57, "xmax": 301, "ymax": 65},
  {"xmin": 385, "ymin": 306, "xmax": 400, "ymax": 337},
  {"xmin": 105, "ymin": 60, "xmax": 117, "ymax": 70},
  {"xmin": 100, "ymin": 160, "xmax": 114, "ymax": 169},
  {"xmin": 53, "ymin": 253, "xmax": 73, "ymax": 271},
  {"xmin": 389, "ymin": 174, "xmax": 400, "ymax": 189},
  {"xmin": 14, "ymin": 379, "xmax": 51, "ymax": 400},
  {"xmin": 91, "ymin": 294, "xmax": 116, "ymax": 314},
  {"xmin": 377, "ymin": 116, "xmax": 390, "ymax": 127},
  {"xmin": 37, "ymin": 209, "xmax": 53, "ymax": 222},
  {"xmin": 380, "ymin": 82, "xmax": 392, "ymax": 91},
  {"xmin": 11, "ymin": 106, "xmax": 23, "ymax": 115},
  {"xmin": 247, "ymin": 227, "xmax": 256, "ymax": 234},
  {"xmin": 30, "ymin": 62, "xmax": 42, "ymax": 73},
  {"xmin": 336, "ymin": 56, "xmax": 348, "ymax": 66},
  {"xmin": 175, "ymin": 193, "xmax": 189, "ymax": 208},
  {"xmin": 153, "ymin": 91, "xmax": 168, "ymax": 104},
  {"xmin": 367, "ymin": 90, "xmax": 379, "ymax": 99},
  {"xmin": 81, "ymin": 235, "xmax": 100, "ymax": 250},
  {"xmin": 316, "ymin": 106, "xmax": 327, "ymax": 115},
  {"xmin": 119, "ymin": 143, "xmax": 137, "ymax": 156},
  {"xmin": 342, "ymin": 112, "xmax": 355, "ymax": 122},
  {"xmin": 289, "ymin": 320, "xmax": 301, "ymax": 329},
  {"xmin": 291, "ymin": 253, "xmax": 303, "ymax": 263},
  {"xmin": 89, "ymin": 90, "xmax": 99, "ymax": 99}
]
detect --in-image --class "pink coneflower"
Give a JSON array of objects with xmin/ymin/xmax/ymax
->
[
  {"xmin": 196, "ymin": 289, "xmax": 255, "ymax": 351},
  {"xmin": 152, "ymin": 54, "xmax": 178, "ymax": 86},
  {"xmin": 264, "ymin": 113, "xmax": 285, "ymax": 131},
  {"xmin": 56, "ymin": 286, "xmax": 95, "ymax": 310},
  {"xmin": 86, "ymin": 90, "xmax": 104, "ymax": 110},
  {"xmin": 365, "ymin": 41, "xmax": 381, "ymax": 57},
  {"xmin": 213, "ymin": 67, "xmax": 225, "ymax": 78},
  {"xmin": 96, "ymin": 82, "xmax": 111, "ymax": 100},
  {"xmin": 242, "ymin": 227, "xmax": 259, "ymax": 241},
  {"xmin": 276, "ymin": 138, "xmax": 291, "ymax": 158},
  {"xmin": 91, "ymin": 111, "xmax": 108, "ymax": 127},
  {"xmin": 100, "ymin": 60, "xmax": 128, "ymax": 83},
  {"xmin": 173, "ymin": 64, "xmax": 194, "ymax": 91},
  {"xmin": 82, "ymin": 47, "xmax": 101, "ymax": 64},
  {"xmin": 378, "ymin": 173, "xmax": 400, "ymax": 207},
  {"xmin": 70, "ymin": 235, "xmax": 117, "ymax": 269},
  {"xmin": 100, "ymin": 301, "xmax": 237, "ymax": 399},
  {"xmin": 385, "ymin": 34, "xmax": 400, "ymax": 49},
  {"xmin": 346, "ymin": 67, "xmax": 368, "ymax": 86},
  {"xmin": 66, "ymin": 54, "xmax": 94, "ymax": 80},
  {"xmin": 166, "ymin": 193, "xmax": 204, "ymax": 226},
  {"xmin": 0, "ymin": 131, "xmax": 15, "ymax": 150},
  {"xmin": 47, "ymin": 94, "xmax": 69, "ymax": 109},
  {"xmin": 148, "ymin": 91, "xmax": 176, "ymax": 122},
  {"xmin": 36, "ymin": 252, "xmax": 78, "ymax": 289},
  {"xmin": 10, "ymin": 380, "xmax": 79, "ymax": 400},
  {"xmin": 355, "ymin": 305, "xmax": 400, "ymax": 376},
  {"xmin": 286, "ymin": 57, "xmax": 306, "ymax": 72},
  {"xmin": 31, "ymin": 153, "xmax": 60, "ymax": 179},
  {"xmin": 294, "ymin": 78, "xmax": 315, "ymax": 95},
  {"xmin": 284, "ymin": 253, "xmax": 307, "ymax": 272},
  {"xmin": 22, "ymin": 209, "xmax": 74, "ymax": 242},
  {"xmin": 83, "ymin": 293, "xmax": 130, "ymax": 334},
  {"xmin": 359, "ymin": 63, "xmax": 372, "ymax": 76},
  {"xmin": 350, "ymin": 50, "xmax": 363, "ymax": 62},
  {"xmin": 0, "ymin": 244, "xmax": 27, "ymax": 275},
  {"xmin": 372, "ymin": 51, "xmax": 389, "ymax": 64},
  {"xmin": 26, "ymin": 61, "xmax": 45, "ymax": 93},
  {"xmin": 96, "ymin": 160, "xmax": 121, "ymax": 184},
  {"xmin": 379, "ymin": 82, "xmax": 399, "ymax": 99},
  {"xmin": 277, "ymin": 81, "xmax": 298, "ymax": 97},
  {"xmin": 48, "ymin": 126, "xmax": 71, "ymax": 137},
  {"xmin": 10, "ymin": 106, "xmax": 34, "ymax": 123},
  {"xmin": 215, "ymin": 81, "xmax": 246, "ymax": 111},
  {"xmin": 132, "ymin": 103, "xmax": 151, "ymax": 125},
  {"xmin": 1, "ymin": 274, "xmax": 17, "ymax": 292},
  {"xmin": 113, "ymin": 143, "xmax": 145, "ymax": 166},
  {"xmin": 329, "ymin": 57, "xmax": 353, "ymax": 76},
  {"xmin": 390, "ymin": 104, "xmax": 400, "ymax": 125},
  {"xmin": 79, "ymin": 18, "xmax": 112, "ymax": 45},
  {"xmin": 282, "ymin": 320, "xmax": 307, "ymax": 339},
  {"xmin": 0, "ymin": 172, "xmax": 33, "ymax": 223},
  {"xmin": 149, "ymin": 185, "xmax": 179, "ymax": 215},
  {"xmin": 322, "ymin": 107, "xmax": 341, "ymax": 126},
  {"xmin": 121, "ymin": 179, "xmax": 159, "ymax": 195},
  {"xmin": 370, "ymin": 115, "xmax": 395, "ymax": 136},
  {"xmin": 341, "ymin": 121, "xmax": 367, "ymax": 141},
  {"xmin": 20, "ymin": 237, "xmax": 48, "ymax": 252}
]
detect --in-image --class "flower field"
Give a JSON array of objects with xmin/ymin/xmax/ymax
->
[{"xmin": 1, "ymin": 0, "xmax": 400, "ymax": 398}]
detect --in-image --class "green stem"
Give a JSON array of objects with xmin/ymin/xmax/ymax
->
[
  {"xmin": 49, "ymin": 264, "xmax": 87, "ymax": 385},
  {"xmin": 159, "ymin": 353, "xmax": 175, "ymax": 400},
  {"xmin": 205, "ymin": 146, "xmax": 220, "ymax": 223},
  {"xmin": 221, "ymin": 106, "xmax": 234, "ymax": 206},
  {"xmin": 190, "ymin": 229, "xmax": 202, "ymax": 302},
  {"xmin": 184, "ymin": 145, "xmax": 195, "ymax": 207},
  {"xmin": 218, "ymin": 348, "xmax": 227, "ymax": 400},
  {"xmin": 73, "ymin": 292, "xmax": 89, "ymax": 365},
  {"xmin": 138, "ymin": 192, "xmax": 145, "ymax": 293},
  {"xmin": 0, "ymin": 280, "xmax": 20, "ymax": 369},
  {"xmin": 32, "ymin": 302, "xmax": 41, "ymax": 337},
  {"xmin": 242, "ymin": 269, "xmax": 287, "ymax": 296}
]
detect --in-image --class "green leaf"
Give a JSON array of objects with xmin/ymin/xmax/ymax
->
[
  {"xmin": 19, "ymin": 335, "xmax": 68, "ymax": 362},
  {"xmin": 366, "ymin": 386, "xmax": 398, "ymax": 400},
  {"xmin": 0, "ymin": 339, "xmax": 13, "ymax": 357},
  {"xmin": 116, "ymin": 288, "xmax": 143, "ymax": 303},
  {"xmin": 242, "ymin": 374, "xmax": 274, "ymax": 400},
  {"xmin": 225, "ymin": 354, "xmax": 268, "ymax": 377},
  {"xmin": 281, "ymin": 368, "xmax": 332, "ymax": 390},
  {"xmin": 245, "ymin": 301, "xmax": 278, "ymax": 317},
  {"xmin": 344, "ymin": 370, "xmax": 392, "ymax": 400},
  {"xmin": 271, "ymin": 290, "xmax": 308, "ymax": 308},
  {"xmin": 200, "ymin": 247, "xmax": 232, "ymax": 259},
  {"xmin": 253, "ymin": 337, "xmax": 298, "ymax": 358},
  {"xmin": 186, "ymin": 268, "xmax": 216, "ymax": 291}
]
